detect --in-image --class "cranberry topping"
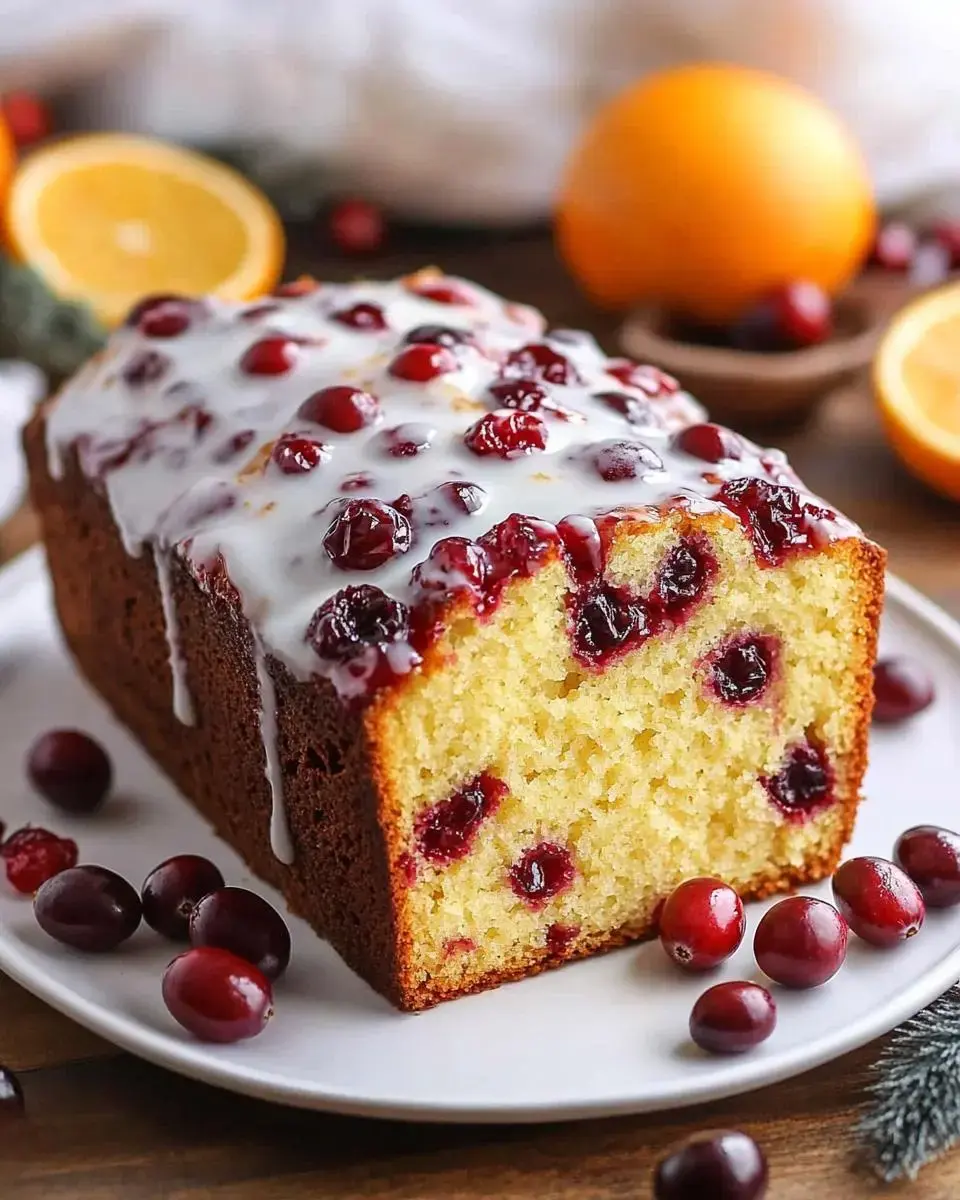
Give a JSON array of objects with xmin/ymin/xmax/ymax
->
[
  {"xmin": 545, "ymin": 922, "xmax": 581, "ymax": 955},
  {"xmin": 606, "ymin": 360, "xmax": 680, "ymax": 396},
  {"xmin": 895, "ymin": 825, "xmax": 960, "ymax": 908},
  {"xmin": 717, "ymin": 477, "xmax": 833, "ymax": 566},
  {"xmin": 659, "ymin": 877, "xmax": 745, "ymax": 971},
  {"xmin": 34, "ymin": 865, "xmax": 142, "ymax": 952},
  {"xmin": 411, "ymin": 537, "xmax": 488, "ymax": 599},
  {"xmin": 594, "ymin": 391, "xmax": 661, "ymax": 427},
  {"xmin": 651, "ymin": 538, "xmax": 716, "ymax": 620},
  {"xmin": 307, "ymin": 584, "xmax": 409, "ymax": 664},
  {"xmin": 26, "ymin": 729, "xmax": 112, "ymax": 814},
  {"xmin": 2, "ymin": 827, "xmax": 78, "ymax": 894},
  {"xmin": 501, "ymin": 343, "xmax": 583, "ymax": 385},
  {"xmin": 464, "ymin": 410, "xmax": 547, "ymax": 458},
  {"xmin": 271, "ymin": 435, "xmax": 329, "ymax": 475},
  {"xmin": 509, "ymin": 842, "xmax": 576, "ymax": 909},
  {"xmin": 138, "ymin": 299, "xmax": 194, "ymax": 339},
  {"xmin": 212, "ymin": 429, "xmax": 255, "ymax": 463},
  {"xmin": 871, "ymin": 223, "xmax": 917, "ymax": 271},
  {"xmin": 123, "ymin": 350, "xmax": 170, "ymax": 387},
  {"xmin": 709, "ymin": 634, "xmax": 777, "ymax": 705},
  {"xmin": 142, "ymin": 854, "xmax": 226, "ymax": 940},
  {"xmin": 389, "ymin": 343, "xmax": 458, "ymax": 382},
  {"xmin": 340, "ymin": 472, "xmax": 375, "ymax": 493},
  {"xmin": 488, "ymin": 379, "xmax": 550, "ymax": 412},
  {"xmin": 240, "ymin": 336, "xmax": 301, "ymax": 376},
  {"xmin": 689, "ymin": 981, "xmax": 777, "ymax": 1055},
  {"xmin": 330, "ymin": 301, "xmax": 388, "ymax": 331},
  {"xmin": 762, "ymin": 739, "xmax": 833, "ymax": 822},
  {"xmin": 403, "ymin": 324, "xmax": 472, "ymax": 349},
  {"xmin": 413, "ymin": 281, "xmax": 474, "ymax": 305},
  {"xmin": 557, "ymin": 516, "xmax": 603, "ymax": 587},
  {"xmin": 754, "ymin": 895, "xmax": 847, "ymax": 988},
  {"xmin": 674, "ymin": 423, "xmax": 744, "ymax": 464},
  {"xmin": 415, "ymin": 772, "xmax": 507, "ymax": 865},
  {"xmin": 162, "ymin": 947, "xmax": 273, "ymax": 1043},
  {"xmin": 329, "ymin": 199, "xmax": 385, "ymax": 256},
  {"xmin": 832, "ymin": 856, "xmax": 925, "ymax": 947},
  {"xmin": 273, "ymin": 278, "xmax": 318, "ymax": 297},
  {"xmin": 299, "ymin": 385, "xmax": 380, "ymax": 433},
  {"xmin": 322, "ymin": 499, "xmax": 412, "ymax": 571},
  {"xmin": 873, "ymin": 657, "xmax": 935, "ymax": 723},
  {"xmin": 654, "ymin": 1132, "xmax": 768, "ymax": 1200},
  {"xmin": 190, "ymin": 887, "xmax": 292, "ymax": 980},
  {"xmin": 379, "ymin": 423, "xmax": 434, "ymax": 457},
  {"xmin": 570, "ymin": 584, "xmax": 654, "ymax": 667},
  {"xmin": 591, "ymin": 439, "xmax": 663, "ymax": 482}
]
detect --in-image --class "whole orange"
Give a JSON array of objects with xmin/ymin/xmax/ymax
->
[{"xmin": 556, "ymin": 64, "xmax": 876, "ymax": 322}]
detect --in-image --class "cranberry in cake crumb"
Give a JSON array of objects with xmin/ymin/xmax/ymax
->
[
  {"xmin": 0, "ymin": 1066, "xmax": 23, "ymax": 1121},
  {"xmin": 299, "ymin": 385, "xmax": 380, "ymax": 433},
  {"xmin": 322, "ymin": 499, "xmax": 412, "ymax": 571},
  {"xmin": 162, "ymin": 947, "xmax": 274, "ymax": 1043},
  {"xmin": 709, "ymin": 635, "xmax": 777, "ymax": 705},
  {"xmin": 546, "ymin": 922, "xmax": 581, "ymax": 955},
  {"xmin": 443, "ymin": 937, "xmax": 477, "ymax": 958},
  {"xmin": 34, "ymin": 865, "xmax": 142, "ymax": 951},
  {"xmin": 651, "ymin": 538, "xmax": 716, "ymax": 619},
  {"xmin": 754, "ymin": 896, "xmax": 847, "ymax": 988},
  {"xmin": 190, "ymin": 887, "xmax": 291, "ymax": 980},
  {"xmin": 123, "ymin": 350, "xmax": 170, "ymax": 387},
  {"xmin": 659, "ymin": 877, "xmax": 745, "ymax": 971},
  {"xmin": 389, "ymin": 343, "xmax": 458, "ymax": 382},
  {"xmin": 894, "ymin": 826, "xmax": 960, "ymax": 908},
  {"xmin": 674, "ymin": 422, "xmax": 744, "ymax": 463},
  {"xmin": 591, "ymin": 439, "xmax": 663, "ymax": 481},
  {"xmin": 502, "ymin": 343, "xmax": 583, "ymax": 386},
  {"xmin": 509, "ymin": 842, "xmax": 575, "ymax": 909},
  {"xmin": 2, "ymin": 827, "xmax": 78, "ymax": 894},
  {"xmin": 570, "ymin": 584, "xmax": 653, "ymax": 667},
  {"xmin": 415, "ymin": 773, "xmax": 507, "ymax": 866},
  {"xmin": 141, "ymin": 854, "xmax": 226, "ymax": 940},
  {"xmin": 26, "ymin": 729, "xmax": 112, "ymax": 814},
  {"xmin": 239, "ymin": 336, "xmax": 301, "ymax": 376},
  {"xmin": 654, "ymin": 1132, "xmax": 768, "ymax": 1200},
  {"xmin": 689, "ymin": 981, "xmax": 776, "ymax": 1054},
  {"xmin": 271, "ymin": 435, "xmax": 329, "ymax": 475},
  {"xmin": 762, "ymin": 740, "xmax": 833, "ymax": 822},
  {"xmin": 832, "ymin": 856, "xmax": 924, "ymax": 947},
  {"xmin": 872, "ymin": 657, "xmax": 935, "ymax": 723},
  {"xmin": 307, "ymin": 585, "xmax": 409, "ymax": 664},
  {"xmin": 464, "ymin": 410, "xmax": 548, "ymax": 458},
  {"xmin": 330, "ymin": 301, "xmax": 388, "ymax": 331}
]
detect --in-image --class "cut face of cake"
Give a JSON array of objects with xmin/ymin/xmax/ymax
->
[{"xmin": 24, "ymin": 270, "xmax": 884, "ymax": 1010}]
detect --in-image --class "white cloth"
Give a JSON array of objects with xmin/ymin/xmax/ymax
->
[{"xmin": 0, "ymin": 0, "xmax": 957, "ymax": 224}]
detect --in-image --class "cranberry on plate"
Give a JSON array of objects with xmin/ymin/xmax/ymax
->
[
  {"xmin": 894, "ymin": 825, "xmax": 960, "ymax": 908},
  {"xmin": 753, "ymin": 895, "xmax": 847, "ymax": 988},
  {"xmin": 831, "ymin": 856, "xmax": 925, "ymax": 947},
  {"xmin": 659, "ymin": 877, "xmax": 745, "ymax": 971},
  {"xmin": 162, "ymin": 947, "xmax": 274, "ymax": 1043},
  {"xmin": 26, "ymin": 729, "xmax": 112, "ymax": 814},
  {"xmin": 872, "ymin": 657, "xmax": 935, "ymax": 723},
  {"xmin": 189, "ymin": 886, "xmax": 291, "ymax": 980},
  {"xmin": 34, "ymin": 865, "xmax": 142, "ymax": 951},
  {"xmin": 689, "ymin": 981, "xmax": 777, "ymax": 1055},
  {"xmin": 141, "ymin": 854, "xmax": 226, "ymax": 940}
]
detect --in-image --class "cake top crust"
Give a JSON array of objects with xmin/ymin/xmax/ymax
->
[{"xmin": 44, "ymin": 270, "xmax": 863, "ymax": 703}]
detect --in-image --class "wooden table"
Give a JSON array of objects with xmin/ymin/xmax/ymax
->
[{"xmin": 5, "ymin": 232, "xmax": 960, "ymax": 1198}]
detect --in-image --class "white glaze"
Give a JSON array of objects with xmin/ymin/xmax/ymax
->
[
  {"xmin": 252, "ymin": 632, "xmax": 294, "ymax": 864},
  {"xmin": 154, "ymin": 543, "xmax": 195, "ymax": 726}
]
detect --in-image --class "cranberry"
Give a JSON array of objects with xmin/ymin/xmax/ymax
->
[
  {"xmin": 33, "ymin": 865, "xmax": 141, "ymax": 951},
  {"xmin": 0, "ymin": 1066, "xmax": 23, "ymax": 1121},
  {"xmin": 710, "ymin": 635, "xmax": 775, "ymax": 705},
  {"xmin": 444, "ymin": 937, "xmax": 476, "ymax": 957},
  {"xmin": 322, "ymin": 499, "xmax": 412, "ymax": 571},
  {"xmin": 403, "ymin": 324, "xmax": 472, "ymax": 349},
  {"xmin": 431, "ymin": 480, "xmax": 487, "ymax": 517},
  {"xmin": 379, "ymin": 423, "xmax": 434, "ymax": 457},
  {"xmin": 545, "ymin": 922, "xmax": 580, "ymax": 955},
  {"xmin": 123, "ymin": 350, "xmax": 170, "ymax": 387},
  {"xmin": 731, "ymin": 281, "xmax": 832, "ymax": 351},
  {"xmin": 298, "ymin": 385, "xmax": 380, "ymax": 433},
  {"xmin": 212, "ymin": 429, "xmax": 256, "ymax": 463},
  {"xmin": 591, "ymin": 439, "xmax": 663, "ymax": 482},
  {"xmin": 273, "ymin": 278, "xmax": 318, "ymax": 297},
  {"xmin": 606, "ymin": 360, "xmax": 680, "ymax": 396},
  {"xmin": 464, "ymin": 410, "xmax": 547, "ymax": 458},
  {"xmin": 141, "ymin": 854, "xmax": 226, "ymax": 940},
  {"xmin": 190, "ymin": 887, "xmax": 291, "ymax": 980},
  {"xmin": 894, "ymin": 825, "xmax": 960, "ymax": 908},
  {"xmin": 162, "ymin": 947, "xmax": 273, "ymax": 1043},
  {"xmin": 509, "ymin": 843, "xmax": 575, "ymax": 909},
  {"xmin": 411, "ymin": 537, "xmax": 487, "ymax": 599},
  {"xmin": 271, "ymin": 435, "xmax": 329, "ymax": 475},
  {"xmin": 762, "ymin": 740, "xmax": 832, "ymax": 821},
  {"xmin": 754, "ymin": 896, "xmax": 847, "ymax": 988},
  {"xmin": 871, "ymin": 222, "xmax": 917, "ymax": 271},
  {"xmin": 2, "ymin": 90, "xmax": 50, "ymax": 147},
  {"xmin": 138, "ymin": 298, "xmax": 194, "ymax": 339},
  {"xmin": 489, "ymin": 379, "xmax": 550, "ymax": 412},
  {"xmin": 570, "ymin": 584, "xmax": 653, "ymax": 666},
  {"xmin": 654, "ymin": 1132, "xmax": 768, "ymax": 1200},
  {"xmin": 674, "ymin": 423, "xmax": 744, "ymax": 463},
  {"xmin": 932, "ymin": 221, "xmax": 960, "ymax": 268},
  {"xmin": 2, "ymin": 827, "xmax": 78, "ymax": 894},
  {"xmin": 412, "ymin": 280, "xmax": 474, "ymax": 305},
  {"xmin": 415, "ymin": 773, "xmax": 507, "ymax": 865},
  {"xmin": 328, "ymin": 198, "xmax": 385, "ymax": 256},
  {"xmin": 557, "ymin": 516, "xmax": 603, "ymax": 586},
  {"xmin": 718, "ymin": 477, "xmax": 831, "ymax": 566},
  {"xmin": 501, "ymin": 343, "xmax": 583, "ymax": 385},
  {"xmin": 239, "ymin": 336, "xmax": 301, "ymax": 376},
  {"xmin": 480, "ymin": 514, "xmax": 559, "ymax": 586},
  {"xmin": 307, "ymin": 585, "xmax": 409, "ymax": 664},
  {"xmin": 388, "ymin": 343, "xmax": 458, "ymax": 382},
  {"xmin": 594, "ymin": 391, "xmax": 660, "ymax": 427},
  {"xmin": 659, "ymin": 877, "xmax": 745, "ymax": 971},
  {"xmin": 329, "ymin": 302, "xmax": 388, "ymax": 332},
  {"xmin": 690, "ymin": 981, "xmax": 777, "ymax": 1054},
  {"xmin": 652, "ymin": 539, "xmax": 716, "ymax": 618},
  {"xmin": 26, "ymin": 729, "xmax": 112, "ymax": 814},
  {"xmin": 873, "ymin": 657, "xmax": 935, "ymax": 723},
  {"xmin": 832, "ymin": 856, "xmax": 925, "ymax": 947},
  {"xmin": 340, "ymin": 472, "xmax": 376, "ymax": 493}
]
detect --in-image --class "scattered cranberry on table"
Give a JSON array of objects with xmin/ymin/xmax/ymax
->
[
  {"xmin": 831, "ymin": 856, "xmax": 925, "ymax": 947},
  {"xmin": 162, "ymin": 947, "xmax": 274, "ymax": 1043},
  {"xmin": 26, "ymin": 729, "xmax": 112, "ymax": 815},
  {"xmin": 730, "ymin": 280, "xmax": 833, "ymax": 352},
  {"xmin": 141, "ymin": 854, "xmax": 226, "ymax": 941},
  {"xmin": 872, "ymin": 657, "xmax": 935, "ymax": 723},
  {"xmin": 0, "ymin": 1065, "xmax": 24, "ymax": 1121},
  {"xmin": 1, "ymin": 827, "xmax": 78, "ymax": 894},
  {"xmin": 189, "ymin": 886, "xmax": 291, "ymax": 980},
  {"xmin": 659, "ymin": 877, "xmax": 745, "ymax": 972},
  {"xmin": 328, "ymin": 198, "xmax": 386, "ymax": 256},
  {"xmin": 894, "ymin": 825, "xmax": 960, "ymax": 908},
  {"xmin": 34, "ymin": 865, "xmax": 142, "ymax": 952},
  {"xmin": 753, "ymin": 895, "xmax": 847, "ymax": 989},
  {"xmin": 689, "ymin": 981, "xmax": 776, "ymax": 1056},
  {"xmin": 654, "ymin": 1131, "xmax": 768, "ymax": 1200}
]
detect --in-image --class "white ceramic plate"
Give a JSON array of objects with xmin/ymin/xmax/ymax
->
[{"xmin": 0, "ymin": 548, "xmax": 957, "ymax": 1124}]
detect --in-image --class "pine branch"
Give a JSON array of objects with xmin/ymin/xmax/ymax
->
[
  {"xmin": 857, "ymin": 984, "xmax": 960, "ymax": 1182},
  {"xmin": 0, "ymin": 255, "xmax": 105, "ymax": 381}
]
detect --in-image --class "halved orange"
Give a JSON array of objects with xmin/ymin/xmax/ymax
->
[{"xmin": 5, "ymin": 134, "xmax": 285, "ymax": 326}]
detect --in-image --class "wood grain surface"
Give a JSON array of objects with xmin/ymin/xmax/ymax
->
[{"xmin": 3, "ymin": 230, "xmax": 960, "ymax": 1198}]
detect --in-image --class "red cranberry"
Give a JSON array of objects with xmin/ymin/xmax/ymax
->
[
  {"xmin": 141, "ymin": 855, "xmax": 226, "ymax": 940},
  {"xmin": 239, "ymin": 336, "xmax": 301, "ymax": 376},
  {"xmin": 659, "ymin": 877, "xmax": 745, "ymax": 971},
  {"xmin": 0, "ymin": 1066, "xmax": 24, "ymax": 1121},
  {"xmin": 731, "ymin": 281, "xmax": 832, "ymax": 351},
  {"xmin": 330, "ymin": 302, "xmax": 388, "ymax": 332},
  {"xmin": 415, "ymin": 773, "xmax": 507, "ymax": 865},
  {"xmin": 2, "ymin": 90, "xmax": 51, "ymax": 147},
  {"xmin": 388, "ymin": 343, "xmax": 458, "ymax": 382},
  {"xmin": 594, "ymin": 391, "xmax": 660, "ymax": 427},
  {"xmin": 190, "ymin": 887, "xmax": 291, "ymax": 980},
  {"xmin": 2, "ymin": 827, "xmax": 78, "ymax": 894},
  {"xmin": 138, "ymin": 298, "xmax": 194, "ymax": 339},
  {"xmin": 546, "ymin": 922, "xmax": 581, "ymax": 955},
  {"xmin": 411, "ymin": 537, "xmax": 487, "ymax": 599},
  {"xmin": 871, "ymin": 222, "xmax": 918, "ymax": 271},
  {"xmin": 273, "ymin": 278, "xmax": 318, "ymax": 297},
  {"xmin": 754, "ymin": 896, "xmax": 847, "ymax": 988},
  {"xmin": 479, "ymin": 515, "xmax": 559, "ymax": 596},
  {"xmin": 464, "ymin": 410, "xmax": 547, "ymax": 458},
  {"xmin": 570, "ymin": 584, "xmax": 653, "ymax": 666},
  {"xmin": 340, "ymin": 472, "xmax": 376, "ymax": 493},
  {"xmin": 762, "ymin": 740, "xmax": 832, "ymax": 822},
  {"xmin": 298, "ymin": 386, "xmax": 380, "ymax": 433},
  {"xmin": 307, "ymin": 585, "xmax": 409, "ymax": 663},
  {"xmin": 717, "ymin": 477, "xmax": 831, "ymax": 566},
  {"xmin": 873, "ymin": 657, "xmax": 935, "ymax": 723},
  {"xmin": 271, "ymin": 435, "xmax": 329, "ymax": 475},
  {"xmin": 557, "ymin": 516, "xmax": 604, "ymax": 586},
  {"xmin": 322, "ymin": 499, "xmax": 412, "ymax": 571},
  {"xmin": 162, "ymin": 947, "xmax": 273, "ymax": 1043},
  {"xmin": 123, "ymin": 350, "xmax": 170, "ymax": 387},
  {"xmin": 674, "ymin": 423, "xmax": 744, "ymax": 463},
  {"xmin": 26, "ymin": 729, "xmax": 112, "ymax": 814},
  {"xmin": 710, "ymin": 635, "xmax": 775, "ymax": 705},
  {"xmin": 651, "ymin": 539, "xmax": 716, "ymax": 619},
  {"xmin": 414, "ymin": 280, "xmax": 475, "ymax": 305},
  {"xmin": 328, "ymin": 198, "xmax": 385, "ymax": 256},
  {"xmin": 34, "ymin": 865, "xmax": 142, "ymax": 951},
  {"xmin": 431, "ymin": 480, "xmax": 487, "ymax": 517},
  {"xmin": 832, "ymin": 856, "xmax": 925, "ymax": 948},
  {"xmin": 894, "ymin": 825, "xmax": 960, "ymax": 908},
  {"xmin": 444, "ymin": 937, "xmax": 476, "ymax": 958},
  {"xmin": 509, "ymin": 843, "xmax": 575, "ymax": 909},
  {"xmin": 379, "ymin": 423, "xmax": 434, "ymax": 457},
  {"xmin": 690, "ymin": 981, "xmax": 777, "ymax": 1054},
  {"xmin": 606, "ymin": 360, "xmax": 680, "ymax": 396},
  {"xmin": 501, "ymin": 343, "xmax": 583, "ymax": 385},
  {"xmin": 403, "ymin": 324, "xmax": 472, "ymax": 349},
  {"xmin": 654, "ymin": 1132, "xmax": 768, "ymax": 1200},
  {"xmin": 488, "ymin": 379, "xmax": 550, "ymax": 412},
  {"xmin": 591, "ymin": 439, "xmax": 663, "ymax": 482},
  {"xmin": 212, "ymin": 429, "xmax": 256, "ymax": 463}
]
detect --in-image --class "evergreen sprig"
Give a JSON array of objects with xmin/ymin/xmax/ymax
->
[{"xmin": 857, "ymin": 984, "xmax": 960, "ymax": 1182}]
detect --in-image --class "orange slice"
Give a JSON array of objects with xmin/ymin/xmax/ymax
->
[
  {"xmin": 5, "ymin": 134, "xmax": 284, "ymax": 326},
  {"xmin": 875, "ymin": 282, "xmax": 960, "ymax": 501}
]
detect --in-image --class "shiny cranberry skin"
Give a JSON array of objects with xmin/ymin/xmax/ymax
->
[
  {"xmin": 240, "ymin": 336, "xmax": 300, "ymax": 376},
  {"xmin": 432, "ymin": 480, "xmax": 487, "ymax": 517},
  {"xmin": 299, "ymin": 385, "xmax": 380, "ymax": 433},
  {"xmin": 34, "ymin": 865, "xmax": 142, "ymax": 951},
  {"xmin": 464, "ymin": 410, "xmax": 547, "ymax": 458},
  {"xmin": 190, "ymin": 887, "xmax": 291, "ymax": 980},
  {"xmin": 330, "ymin": 301, "xmax": 388, "ymax": 331},
  {"xmin": 718, "ymin": 477, "xmax": 831, "ymax": 566},
  {"xmin": 142, "ymin": 855, "xmax": 226, "ymax": 940},
  {"xmin": 871, "ymin": 222, "xmax": 917, "ymax": 271},
  {"xmin": 389, "ymin": 343, "xmax": 457, "ymax": 382},
  {"xmin": 1, "ymin": 827, "xmax": 78, "ymax": 894},
  {"xmin": 732, "ymin": 281, "xmax": 832, "ymax": 351},
  {"xmin": 501, "ymin": 343, "xmax": 583, "ymax": 385},
  {"xmin": 832, "ymin": 856, "xmax": 925, "ymax": 947},
  {"xmin": 328, "ymin": 198, "xmax": 385, "ymax": 256},
  {"xmin": 674, "ymin": 423, "xmax": 743, "ymax": 463},
  {"xmin": 415, "ymin": 773, "xmax": 507, "ymax": 865},
  {"xmin": 659, "ymin": 877, "xmax": 745, "ymax": 971},
  {"xmin": 762, "ymin": 741, "xmax": 833, "ymax": 822},
  {"xmin": 138, "ymin": 298, "xmax": 193, "ymax": 338},
  {"xmin": 509, "ymin": 843, "xmax": 575, "ymax": 909},
  {"xmin": 379, "ymin": 423, "xmax": 434, "ymax": 457},
  {"xmin": 488, "ymin": 379, "xmax": 550, "ymax": 412},
  {"xmin": 710, "ymin": 636, "xmax": 775, "ymax": 705},
  {"xmin": 125, "ymin": 293, "xmax": 193, "ymax": 331},
  {"xmin": 26, "ymin": 729, "xmax": 112, "ymax": 814},
  {"xmin": 872, "ymin": 657, "xmax": 935, "ymax": 723},
  {"xmin": 162, "ymin": 947, "xmax": 274, "ymax": 1043},
  {"xmin": 271, "ymin": 435, "xmax": 329, "ymax": 475},
  {"xmin": 654, "ymin": 1132, "xmax": 768, "ymax": 1200},
  {"xmin": 403, "ymin": 324, "xmax": 471, "ymax": 349},
  {"xmin": 895, "ymin": 825, "xmax": 960, "ymax": 908},
  {"xmin": 322, "ymin": 499, "xmax": 412, "ymax": 571},
  {"xmin": 690, "ymin": 982, "xmax": 776, "ymax": 1054},
  {"xmin": 606, "ymin": 360, "xmax": 679, "ymax": 396},
  {"xmin": 123, "ymin": 350, "xmax": 170, "ymax": 386},
  {"xmin": 754, "ymin": 896, "xmax": 847, "ymax": 988},
  {"xmin": 411, "ymin": 537, "xmax": 488, "ymax": 599},
  {"xmin": 0, "ymin": 1066, "xmax": 23, "ymax": 1121},
  {"xmin": 546, "ymin": 922, "xmax": 581, "ymax": 955},
  {"xmin": 594, "ymin": 390, "xmax": 660, "ymax": 427},
  {"xmin": 592, "ymin": 439, "xmax": 663, "ymax": 481},
  {"xmin": 307, "ymin": 584, "xmax": 409, "ymax": 663}
]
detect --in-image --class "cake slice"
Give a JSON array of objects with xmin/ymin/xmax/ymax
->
[{"xmin": 24, "ymin": 271, "xmax": 884, "ymax": 1010}]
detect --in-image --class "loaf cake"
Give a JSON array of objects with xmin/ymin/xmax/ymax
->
[{"xmin": 24, "ymin": 270, "xmax": 885, "ymax": 1011}]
